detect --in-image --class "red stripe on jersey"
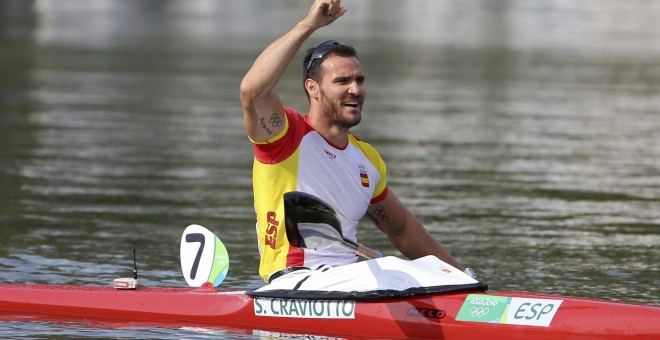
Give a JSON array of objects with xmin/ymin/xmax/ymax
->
[
  {"xmin": 253, "ymin": 108, "xmax": 313, "ymax": 164},
  {"xmin": 370, "ymin": 187, "xmax": 389, "ymax": 204},
  {"xmin": 285, "ymin": 245, "xmax": 305, "ymax": 267}
]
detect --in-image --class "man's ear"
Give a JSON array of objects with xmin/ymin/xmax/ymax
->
[{"xmin": 305, "ymin": 79, "xmax": 319, "ymax": 100}]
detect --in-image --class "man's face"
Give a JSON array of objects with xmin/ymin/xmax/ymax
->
[{"xmin": 317, "ymin": 55, "xmax": 366, "ymax": 129}]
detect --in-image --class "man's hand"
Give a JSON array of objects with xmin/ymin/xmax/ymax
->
[{"xmin": 302, "ymin": 0, "xmax": 347, "ymax": 29}]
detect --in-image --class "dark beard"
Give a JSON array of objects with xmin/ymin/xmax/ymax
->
[{"xmin": 319, "ymin": 90, "xmax": 362, "ymax": 130}]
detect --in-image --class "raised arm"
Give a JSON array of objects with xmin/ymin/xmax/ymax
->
[
  {"xmin": 366, "ymin": 190, "xmax": 466, "ymax": 270},
  {"xmin": 239, "ymin": 0, "xmax": 347, "ymax": 143}
]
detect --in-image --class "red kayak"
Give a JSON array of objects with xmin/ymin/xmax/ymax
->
[{"xmin": 0, "ymin": 283, "xmax": 657, "ymax": 339}]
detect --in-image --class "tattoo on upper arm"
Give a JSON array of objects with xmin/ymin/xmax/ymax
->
[
  {"xmin": 269, "ymin": 112, "xmax": 283, "ymax": 127},
  {"xmin": 258, "ymin": 113, "xmax": 283, "ymax": 136},
  {"xmin": 368, "ymin": 205, "xmax": 389, "ymax": 226},
  {"xmin": 259, "ymin": 116, "xmax": 273, "ymax": 135},
  {"xmin": 374, "ymin": 205, "xmax": 389, "ymax": 221}
]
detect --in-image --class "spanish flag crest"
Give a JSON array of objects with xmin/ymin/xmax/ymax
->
[{"xmin": 358, "ymin": 164, "xmax": 369, "ymax": 187}]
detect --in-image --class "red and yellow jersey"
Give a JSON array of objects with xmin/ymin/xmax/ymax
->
[{"xmin": 252, "ymin": 107, "xmax": 388, "ymax": 281}]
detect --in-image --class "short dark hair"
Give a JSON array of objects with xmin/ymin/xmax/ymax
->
[{"xmin": 303, "ymin": 40, "xmax": 357, "ymax": 100}]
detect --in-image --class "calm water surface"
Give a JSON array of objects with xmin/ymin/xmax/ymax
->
[{"xmin": 1, "ymin": 0, "xmax": 658, "ymax": 338}]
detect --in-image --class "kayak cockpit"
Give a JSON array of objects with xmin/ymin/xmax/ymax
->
[{"xmin": 248, "ymin": 255, "xmax": 487, "ymax": 300}]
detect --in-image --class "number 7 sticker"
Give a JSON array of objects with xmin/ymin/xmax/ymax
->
[{"xmin": 180, "ymin": 224, "xmax": 229, "ymax": 287}]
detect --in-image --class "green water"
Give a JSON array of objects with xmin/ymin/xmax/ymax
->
[{"xmin": 1, "ymin": 0, "xmax": 658, "ymax": 338}]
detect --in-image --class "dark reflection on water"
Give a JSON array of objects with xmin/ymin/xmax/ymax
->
[{"xmin": 1, "ymin": 0, "xmax": 658, "ymax": 338}]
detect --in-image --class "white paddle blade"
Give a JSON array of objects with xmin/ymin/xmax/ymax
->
[
  {"xmin": 180, "ymin": 224, "xmax": 229, "ymax": 287},
  {"xmin": 297, "ymin": 222, "xmax": 343, "ymax": 249}
]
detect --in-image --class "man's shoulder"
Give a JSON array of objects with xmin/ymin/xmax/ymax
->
[
  {"xmin": 284, "ymin": 107, "xmax": 312, "ymax": 129},
  {"xmin": 348, "ymin": 133, "xmax": 382, "ymax": 159},
  {"xmin": 348, "ymin": 132, "xmax": 376, "ymax": 148}
]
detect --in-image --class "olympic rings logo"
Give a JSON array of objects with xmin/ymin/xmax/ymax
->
[
  {"xmin": 470, "ymin": 307, "xmax": 490, "ymax": 318},
  {"xmin": 269, "ymin": 113, "xmax": 283, "ymax": 127}
]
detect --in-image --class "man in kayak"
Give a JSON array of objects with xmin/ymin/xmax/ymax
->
[{"xmin": 241, "ymin": 0, "xmax": 470, "ymax": 282}]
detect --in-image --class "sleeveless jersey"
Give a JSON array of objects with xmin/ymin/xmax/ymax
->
[{"xmin": 252, "ymin": 107, "xmax": 389, "ymax": 281}]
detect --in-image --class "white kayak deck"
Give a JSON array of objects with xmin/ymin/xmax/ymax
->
[{"xmin": 249, "ymin": 256, "xmax": 487, "ymax": 300}]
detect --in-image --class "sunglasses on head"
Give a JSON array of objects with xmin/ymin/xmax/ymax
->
[{"xmin": 305, "ymin": 40, "xmax": 351, "ymax": 79}]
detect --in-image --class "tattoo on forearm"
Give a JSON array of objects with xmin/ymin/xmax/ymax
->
[
  {"xmin": 259, "ymin": 116, "xmax": 273, "ymax": 135},
  {"xmin": 269, "ymin": 112, "xmax": 283, "ymax": 127}
]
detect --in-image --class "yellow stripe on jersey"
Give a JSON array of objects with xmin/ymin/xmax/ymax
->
[
  {"xmin": 348, "ymin": 135, "xmax": 387, "ymax": 200},
  {"xmin": 253, "ymin": 148, "xmax": 300, "ymax": 281}
]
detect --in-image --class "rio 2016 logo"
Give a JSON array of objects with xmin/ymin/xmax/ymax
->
[{"xmin": 456, "ymin": 294, "xmax": 564, "ymax": 327}]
